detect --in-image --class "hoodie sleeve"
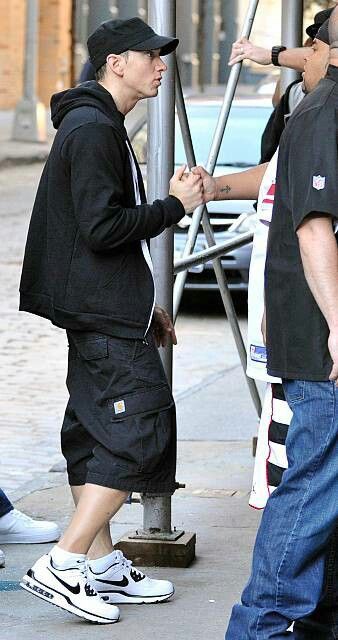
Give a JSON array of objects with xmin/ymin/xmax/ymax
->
[{"xmin": 61, "ymin": 122, "xmax": 185, "ymax": 252}]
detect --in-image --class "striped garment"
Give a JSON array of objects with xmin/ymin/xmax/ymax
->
[{"xmin": 249, "ymin": 383, "xmax": 292, "ymax": 510}]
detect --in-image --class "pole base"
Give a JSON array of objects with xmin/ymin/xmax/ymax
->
[
  {"xmin": 12, "ymin": 98, "xmax": 47, "ymax": 143},
  {"xmin": 115, "ymin": 530, "xmax": 196, "ymax": 567}
]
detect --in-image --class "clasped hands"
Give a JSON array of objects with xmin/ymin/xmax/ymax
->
[{"xmin": 169, "ymin": 165, "xmax": 217, "ymax": 213}]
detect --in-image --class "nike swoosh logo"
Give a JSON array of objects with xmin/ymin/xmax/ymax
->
[
  {"xmin": 48, "ymin": 568, "xmax": 81, "ymax": 594},
  {"xmin": 96, "ymin": 575, "xmax": 129, "ymax": 587}
]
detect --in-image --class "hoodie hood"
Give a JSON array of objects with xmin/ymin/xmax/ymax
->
[{"xmin": 51, "ymin": 81, "xmax": 125, "ymax": 130}]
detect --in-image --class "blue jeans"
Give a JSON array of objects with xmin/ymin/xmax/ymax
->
[
  {"xmin": 293, "ymin": 524, "xmax": 338, "ymax": 639},
  {"xmin": 225, "ymin": 380, "xmax": 338, "ymax": 639},
  {"xmin": 0, "ymin": 489, "xmax": 13, "ymax": 518}
]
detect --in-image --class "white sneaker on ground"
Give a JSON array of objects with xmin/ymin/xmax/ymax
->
[
  {"xmin": 0, "ymin": 509, "xmax": 60, "ymax": 544},
  {"xmin": 87, "ymin": 550, "xmax": 175, "ymax": 604},
  {"xmin": 0, "ymin": 548, "xmax": 5, "ymax": 568},
  {"xmin": 21, "ymin": 554, "xmax": 120, "ymax": 624}
]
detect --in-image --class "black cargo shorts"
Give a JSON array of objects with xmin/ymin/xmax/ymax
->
[{"xmin": 61, "ymin": 330, "xmax": 177, "ymax": 493}]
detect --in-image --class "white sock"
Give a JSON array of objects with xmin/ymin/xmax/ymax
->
[
  {"xmin": 50, "ymin": 545, "xmax": 86, "ymax": 569},
  {"xmin": 88, "ymin": 550, "xmax": 119, "ymax": 574}
]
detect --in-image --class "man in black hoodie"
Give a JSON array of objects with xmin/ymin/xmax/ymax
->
[{"xmin": 20, "ymin": 18, "xmax": 203, "ymax": 624}]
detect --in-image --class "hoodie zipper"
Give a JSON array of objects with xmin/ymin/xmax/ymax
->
[{"xmin": 125, "ymin": 141, "xmax": 156, "ymax": 338}]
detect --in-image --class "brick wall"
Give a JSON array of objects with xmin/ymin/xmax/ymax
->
[
  {"xmin": 0, "ymin": 0, "xmax": 26, "ymax": 109},
  {"xmin": 0, "ymin": 0, "xmax": 72, "ymax": 110},
  {"xmin": 38, "ymin": 0, "xmax": 72, "ymax": 107}
]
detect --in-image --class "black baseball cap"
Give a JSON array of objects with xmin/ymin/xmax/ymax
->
[
  {"xmin": 306, "ymin": 7, "xmax": 334, "ymax": 39},
  {"xmin": 88, "ymin": 17, "xmax": 179, "ymax": 72},
  {"xmin": 316, "ymin": 19, "xmax": 330, "ymax": 45}
]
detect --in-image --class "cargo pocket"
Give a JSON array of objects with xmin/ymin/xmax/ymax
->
[
  {"xmin": 71, "ymin": 333, "xmax": 109, "ymax": 361},
  {"xmin": 107, "ymin": 384, "xmax": 174, "ymax": 473}
]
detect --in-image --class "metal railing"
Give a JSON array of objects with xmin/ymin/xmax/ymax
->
[{"xmin": 174, "ymin": 231, "xmax": 254, "ymax": 274}]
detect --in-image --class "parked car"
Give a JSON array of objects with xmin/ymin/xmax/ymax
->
[{"xmin": 126, "ymin": 96, "xmax": 273, "ymax": 292}]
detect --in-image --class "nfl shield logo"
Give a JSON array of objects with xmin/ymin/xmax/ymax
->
[{"xmin": 312, "ymin": 175, "xmax": 326, "ymax": 190}]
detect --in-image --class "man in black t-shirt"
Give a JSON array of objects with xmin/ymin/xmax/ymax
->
[{"xmin": 225, "ymin": 8, "xmax": 338, "ymax": 640}]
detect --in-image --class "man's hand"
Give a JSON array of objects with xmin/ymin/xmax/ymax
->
[
  {"xmin": 328, "ymin": 328, "xmax": 338, "ymax": 386},
  {"xmin": 152, "ymin": 305, "xmax": 177, "ymax": 348},
  {"xmin": 191, "ymin": 166, "xmax": 217, "ymax": 202},
  {"xmin": 229, "ymin": 37, "xmax": 271, "ymax": 66},
  {"xmin": 169, "ymin": 165, "xmax": 203, "ymax": 213}
]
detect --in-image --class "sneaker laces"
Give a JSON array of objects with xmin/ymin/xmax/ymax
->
[
  {"xmin": 78, "ymin": 565, "xmax": 100, "ymax": 597},
  {"xmin": 115, "ymin": 550, "xmax": 144, "ymax": 580}
]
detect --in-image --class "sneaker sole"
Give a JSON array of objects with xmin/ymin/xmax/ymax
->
[
  {"xmin": 101, "ymin": 589, "xmax": 175, "ymax": 605},
  {"xmin": 20, "ymin": 574, "xmax": 120, "ymax": 624},
  {"xmin": 0, "ymin": 533, "xmax": 60, "ymax": 544}
]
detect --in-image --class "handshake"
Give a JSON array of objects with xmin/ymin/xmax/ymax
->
[{"xmin": 169, "ymin": 165, "xmax": 217, "ymax": 214}]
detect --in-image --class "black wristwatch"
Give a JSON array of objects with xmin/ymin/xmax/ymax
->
[{"xmin": 271, "ymin": 45, "xmax": 287, "ymax": 67}]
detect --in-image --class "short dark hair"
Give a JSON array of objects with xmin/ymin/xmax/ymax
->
[
  {"xmin": 95, "ymin": 63, "xmax": 107, "ymax": 82},
  {"xmin": 95, "ymin": 51, "xmax": 130, "ymax": 82}
]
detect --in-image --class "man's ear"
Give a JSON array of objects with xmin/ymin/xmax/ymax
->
[{"xmin": 106, "ymin": 54, "xmax": 125, "ymax": 77}]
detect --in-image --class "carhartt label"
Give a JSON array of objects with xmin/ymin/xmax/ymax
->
[{"xmin": 114, "ymin": 400, "xmax": 125, "ymax": 414}]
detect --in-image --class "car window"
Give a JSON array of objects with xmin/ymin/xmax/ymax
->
[{"xmin": 132, "ymin": 104, "xmax": 272, "ymax": 167}]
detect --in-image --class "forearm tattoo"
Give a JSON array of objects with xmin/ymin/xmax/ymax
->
[{"xmin": 220, "ymin": 184, "xmax": 231, "ymax": 195}]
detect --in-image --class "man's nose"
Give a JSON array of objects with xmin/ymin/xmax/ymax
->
[{"xmin": 157, "ymin": 58, "xmax": 167, "ymax": 72}]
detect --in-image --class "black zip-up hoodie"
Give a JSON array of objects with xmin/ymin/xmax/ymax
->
[{"xmin": 19, "ymin": 82, "xmax": 185, "ymax": 338}]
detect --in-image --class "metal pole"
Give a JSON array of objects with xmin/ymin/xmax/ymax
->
[
  {"xmin": 144, "ymin": 0, "xmax": 176, "ymax": 535},
  {"xmin": 175, "ymin": 67, "xmax": 262, "ymax": 418},
  {"xmin": 176, "ymin": 0, "xmax": 200, "ymax": 89},
  {"xmin": 173, "ymin": 0, "xmax": 260, "ymax": 318},
  {"xmin": 12, "ymin": 0, "xmax": 47, "ymax": 142},
  {"xmin": 280, "ymin": 0, "xmax": 303, "ymax": 94},
  {"xmin": 87, "ymin": 1, "xmax": 113, "ymax": 33}
]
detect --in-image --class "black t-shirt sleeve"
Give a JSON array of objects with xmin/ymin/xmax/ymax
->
[
  {"xmin": 61, "ymin": 122, "xmax": 185, "ymax": 252},
  {"xmin": 286, "ymin": 108, "xmax": 338, "ymax": 230}
]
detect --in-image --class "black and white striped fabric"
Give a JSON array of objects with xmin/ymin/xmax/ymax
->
[{"xmin": 249, "ymin": 383, "xmax": 292, "ymax": 509}]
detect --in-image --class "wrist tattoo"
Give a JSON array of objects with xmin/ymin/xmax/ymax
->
[{"xmin": 220, "ymin": 185, "xmax": 231, "ymax": 195}]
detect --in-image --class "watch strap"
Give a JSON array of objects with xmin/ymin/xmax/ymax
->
[{"xmin": 271, "ymin": 45, "xmax": 287, "ymax": 66}]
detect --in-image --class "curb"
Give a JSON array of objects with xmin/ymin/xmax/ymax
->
[{"xmin": 0, "ymin": 151, "xmax": 50, "ymax": 169}]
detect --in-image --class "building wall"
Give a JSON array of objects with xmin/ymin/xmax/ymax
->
[
  {"xmin": 0, "ymin": 0, "xmax": 72, "ymax": 110},
  {"xmin": 38, "ymin": 0, "xmax": 72, "ymax": 106},
  {"xmin": 0, "ymin": 0, "xmax": 26, "ymax": 109}
]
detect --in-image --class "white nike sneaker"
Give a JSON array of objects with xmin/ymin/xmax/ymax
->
[
  {"xmin": 21, "ymin": 554, "xmax": 120, "ymax": 624},
  {"xmin": 87, "ymin": 550, "xmax": 175, "ymax": 604},
  {"xmin": 0, "ymin": 509, "xmax": 60, "ymax": 544}
]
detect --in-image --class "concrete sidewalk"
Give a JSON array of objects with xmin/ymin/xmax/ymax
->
[
  {"xmin": 0, "ymin": 366, "xmax": 261, "ymax": 640},
  {"xmin": 0, "ymin": 110, "xmax": 52, "ymax": 168}
]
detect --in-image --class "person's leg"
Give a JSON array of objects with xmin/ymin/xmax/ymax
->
[
  {"xmin": 293, "ymin": 522, "xmax": 338, "ymax": 640},
  {"xmin": 225, "ymin": 380, "xmax": 338, "ymax": 640},
  {"xmin": 21, "ymin": 331, "xmax": 176, "ymax": 620},
  {"xmin": 20, "ymin": 481, "xmax": 124, "ymax": 624},
  {"xmin": 58, "ymin": 483, "xmax": 128, "ymax": 554},
  {"xmin": 71, "ymin": 485, "xmax": 113, "ymax": 559},
  {"xmin": 0, "ymin": 489, "xmax": 13, "ymax": 517}
]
